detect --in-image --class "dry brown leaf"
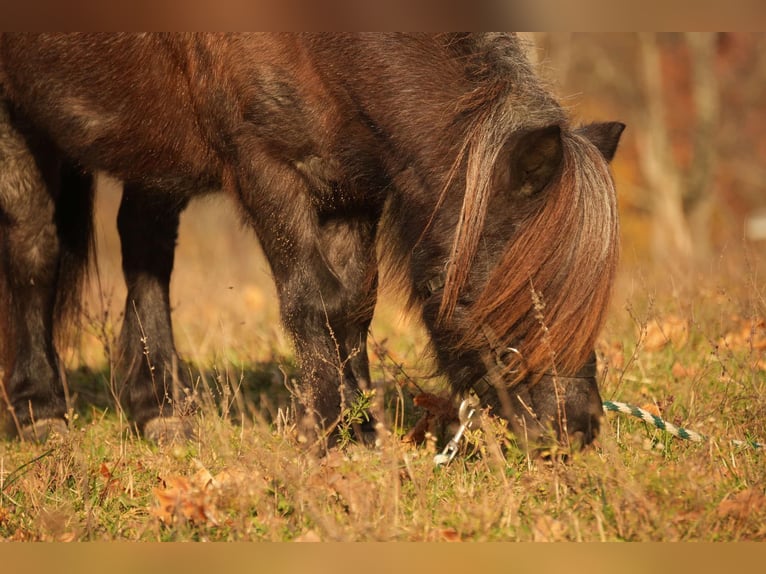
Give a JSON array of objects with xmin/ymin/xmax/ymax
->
[
  {"xmin": 440, "ymin": 528, "xmax": 461, "ymax": 542},
  {"xmin": 717, "ymin": 488, "xmax": 766, "ymax": 521},
  {"xmin": 643, "ymin": 315, "xmax": 689, "ymax": 352},
  {"xmin": 191, "ymin": 467, "xmax": 214, "ymax": 490},
  {"xmin": 639, "ymin": 403, "xmax": 661, "ymax": 417},
  {"xmin": 404, "ymin": 392, "xmax": 458, "ymax": 445},
  {"xmin": 719, "ymin": 317, "xmax": 766, "ymax": 353},
  {"xmin": 151, "ymin": 474, "xmax": 217, "ymax": 526},
  {"xmin": 671, "ymin": 361, "xmax": 697, "ymax": 379},
  {"xmin": 57, "ymin": 532, "xmax": 77, "ymax": 542},
  {"xmin": 532, "ymin": 515, "xmax": 567, "ymax": 542},
  {"xmin": 99, "ymin": 462, "xmax": 111, "ymax": 479},
  {"xmin": 295, "ymin": 529, "xmax": 322, "ymax": 542},
  {"xmin": 151, "ymin": 464, "xmax": 261, "ymax": 525},
  {"xmin": 212, "ymin": 468, "xmax": 253, "ymax": 498},
  {"xmin": 403, "ymin": 413, "xmax": 432, "ymax": 444},
  {"xmin": 97, "ymin": 462, "xmax": 122, "ymax": 501},
  {"xmin": 598, "ymin": 340, "xmax": 625, "ymax": 370}
]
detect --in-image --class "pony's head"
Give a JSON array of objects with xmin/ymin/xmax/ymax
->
[{"xmin": 418, "ymin": 116, "xmax": 624, "ymax": 448}]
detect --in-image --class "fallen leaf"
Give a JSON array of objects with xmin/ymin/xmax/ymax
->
[
  {"xmin": 643, "ymin": 315, "xmax": 689, "ymax": 352},
  {"xmin": 403, "ymin": 392, "xmax": 458, "ymax": 445},
  {"xmin": 440, "ymin": 528, "xmax": 461, "ymax": 542},
  {"xmin": 671, "ymin": 362, "xmax": 697, "ymax": 379},
  {"xmin": 719, "ymin": 317, "xmax": 766, "ymax": 353},
  {"xmin": 152, "ymin": 474, "xmax": 217, "ymax": 526},
  {"xmin": 639, "ymin": 403, "xmax": 662, "ymax": 417},
  {"xmin": 191, "ymin": 467, "xmax": 214, "ymax": 490},
  {"xmin": 598, "ymin": 340, "xmax": 625, "ymax": 370},
  {"xmin": 403, "ymin": 413, "xmax": 432, "ymax": 444},
  {"xmin": 97, "ymin": 462, "xmax": 122, "ymax": 501},
  {"xmin": 57, "ymin": 532, "xmax": 77, "ymax": 542},
  {"xmin": 295, "ymin": 529, "xmax": 321, "ymax": 542},
  {"xmin": 717, "ymin": 488, "xmax": 766, "ymax": 520}
]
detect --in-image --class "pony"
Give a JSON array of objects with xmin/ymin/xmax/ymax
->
[{"xmin": 0, "ymin": 33, "xmax": 623, "ymax": 448}]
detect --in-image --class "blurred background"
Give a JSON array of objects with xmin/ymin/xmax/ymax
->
[
  {"xmin": 80, "ymin": 33, "xmax": 766, "ymax": 370},
  {"xmin": 528, "ymin": 33, "xmax": 766, "ymax": 275}
]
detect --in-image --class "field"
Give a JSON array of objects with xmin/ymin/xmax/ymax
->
[{"xmin": 1, "ymin": 176, "xmax": 765, "ymax": 542}]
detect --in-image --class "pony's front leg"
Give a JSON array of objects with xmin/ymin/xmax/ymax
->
[
  {"xmin": 238, "ymin": 167, "xmax": 380, "ymax": 445},
  {"xmin": 284, "ymin": 217, "xmax": 380, "ymax": 445},
  {"xmin": 116, "ymin": 182, "xmax": 193, "ymax": 441}
]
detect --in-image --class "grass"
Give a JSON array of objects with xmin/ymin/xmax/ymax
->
[{"xmin": 2, "ymin": 186, "xmax": 765, "ymax": 541}]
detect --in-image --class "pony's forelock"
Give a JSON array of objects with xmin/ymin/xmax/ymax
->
[
  {"xmin": 437, "ymin": 94, "xmax": 565, "ymax": 325},
  {"xmin": 461, "ymin": 131, "xmax": 619, "ymax": 379}
]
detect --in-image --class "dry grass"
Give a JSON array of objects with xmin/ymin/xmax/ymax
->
[{"xmin": 1, "ymin": 180, "xmax": 765, "ymax": 541}]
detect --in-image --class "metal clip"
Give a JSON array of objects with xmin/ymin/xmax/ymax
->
[{"xmin": 434, "ymin": 396, "xmax": 481, "ymax": 467}]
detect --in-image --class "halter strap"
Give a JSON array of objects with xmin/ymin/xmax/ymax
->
[{"xmin": 421, "ymin": 270, "xmax": 598, "ymax": 405}]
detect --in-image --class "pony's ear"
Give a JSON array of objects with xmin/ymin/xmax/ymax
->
[
  {"xmin": 501, "ymin": 124, "xmax": 564, "ymax": 197},
  {"xmin": 577, "ymin": 122, "xmax": 625, "ymax": 162}
]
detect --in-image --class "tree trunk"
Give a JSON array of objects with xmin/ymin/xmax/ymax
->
[
  {"xmin": 637, "ymin": 33, "xmax": 693, "ymax": 270},
  {"xmin": 685, "ymin": 32, "xmax": 719, "ymax": 265}
]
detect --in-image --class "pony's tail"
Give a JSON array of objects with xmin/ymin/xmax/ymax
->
[{"xmin": 53, "ymin": 161, "xmax": 96, "ymax": 350}]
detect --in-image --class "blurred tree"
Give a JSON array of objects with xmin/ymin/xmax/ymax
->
[
  {"xmin": 529, "ymin": 33, "xmax": 751, "ymax": 273},
  {"xmin": 637, "ymin": 32, "xmax": 719, "ymax": 269}
]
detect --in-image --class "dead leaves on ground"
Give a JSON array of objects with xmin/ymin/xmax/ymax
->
[
  {"xmin": 642, "ymin": 315, "xmax": 689, "ymax": 352},
  {"xmin": 719, "ymin": 317, "xmax": 766, "ymax": 351},
  {"xmin": 671, "ymin": 361, "xmax": 698, "ymax": 379},
  {"xmin": 637, "ymin": 314, "xmax": 766, "ymax": 371},
  {"xmin": 716, "ymin": 487, "xmax": 766, "ymax": 522},
  {"xmin": 718, "ymin": 317, "xmax": 766, "ymax": 370},
  {"xmin": 151, "ymin": 466, "xmax": 257, "ymax": 526},
  {"xmin": 598, "ymin": 340, "xmax": 626, "ymax": 371},
  {"xmin": 403, "ymin": 392, "xmax": 458, "ymax": 445},
  {"xmin": 640, "ymin": 314, "xmax": 766, "ymax": 356}
]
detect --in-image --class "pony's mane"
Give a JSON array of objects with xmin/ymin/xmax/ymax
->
[{"xmin": 461, "ymin": 134, "xmax": 619, "ymax": 379}]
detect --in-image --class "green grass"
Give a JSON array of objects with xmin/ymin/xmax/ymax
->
[{"xmin": 2, "ymin": 264, "xmax": 765, "ymax": 542}]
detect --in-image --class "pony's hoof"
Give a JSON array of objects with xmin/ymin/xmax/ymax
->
[
  {"xmin": 20, "ymin": 418, "xmax": 68, "ymax": 442},
  {"xmin": 143, "ymin": 417, "xmax": 195, "ymax": 445}
]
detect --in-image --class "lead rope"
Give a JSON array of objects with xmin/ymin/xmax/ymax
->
[
  {"xmin": 601, "ymin": 400, "xmax": 763, "ymax": 450},
  {"xmin": 434, "ymin": 397, "xmax": 763, "ymax": 467}
]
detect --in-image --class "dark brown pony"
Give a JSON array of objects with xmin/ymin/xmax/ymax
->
[{"xmin": 0, "ymin": 33, "xmax": 623, "ymax": 447}]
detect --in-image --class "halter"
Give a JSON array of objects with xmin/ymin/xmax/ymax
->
[{"xmin": 420, "ymin": 270, "xmax": 599, "ymax": 412}]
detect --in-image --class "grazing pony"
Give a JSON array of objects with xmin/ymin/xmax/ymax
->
[{"xmin": 0, "ymin": 33, "xmax": 623, "ymax": 447}]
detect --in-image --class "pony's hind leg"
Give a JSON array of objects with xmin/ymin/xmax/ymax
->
[
  {"xmin": 0, "ymin": 103, "xmax": 72, "ymax": 440},
  {"xmin": 116, "ymin": 181, "xmax": 194, "ymax": 442}
]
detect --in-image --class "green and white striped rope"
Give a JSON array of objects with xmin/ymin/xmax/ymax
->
[{"xmin": 602, "ymin": 400, "xmax": 763, "ymax": 450}]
